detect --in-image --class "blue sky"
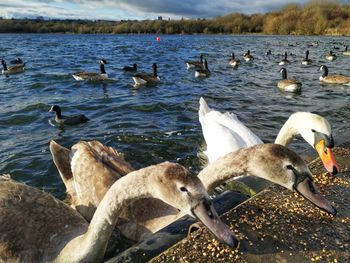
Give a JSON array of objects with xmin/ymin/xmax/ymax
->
[{"xmin": 0, "ymin": 0, "xmax": 343, "ymax": 20}]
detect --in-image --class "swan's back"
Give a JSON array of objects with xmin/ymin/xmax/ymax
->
[
  {"xmin": 199, "ymin": 97, "xmax": 262, "ymax": 163},
  {"xmin": 0, "ymin": 175, "xmax": 87, "ymax": 262},
  {"xmin": 66, "ymin": 141, "xmax": 134, "ymax": 220}
]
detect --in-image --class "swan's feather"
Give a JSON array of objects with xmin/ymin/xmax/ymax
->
[{"xmin": 199, "ymin": 98, "xmax": 262, "ymax": 163}]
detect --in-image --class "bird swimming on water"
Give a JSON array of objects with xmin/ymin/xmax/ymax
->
[
  {"xmin": 72, "ymin": 59, "xmax": 108, "ymax": 81},
  {"xmin": 132, "ymin": 63, "xmax": 160, "ymax": 86},
  {"xmin": 123, "ymin": 63, "xmax": 137, "ymax": 72},
  {"xmin": 1, "ymin": 59, "xmax": 25, "ymax": 74},
  {"xmin": 49, "ymin": 105, "xmax": 89, "ymax": 125}
]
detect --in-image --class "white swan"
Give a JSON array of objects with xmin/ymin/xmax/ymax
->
[
  {"xmin": 0, "ymin": 163, "xmax": 236, "ymax": 262},
  {"xmin": 199, "ymin": 97, "xmax": 339, "ymax": 174}
]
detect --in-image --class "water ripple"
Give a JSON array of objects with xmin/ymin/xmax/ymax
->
[{"xmin": 0, "ymin": 34, "xmax": 350, "ymax": 199}]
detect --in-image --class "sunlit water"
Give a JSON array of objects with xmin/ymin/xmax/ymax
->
[{"xmin": 1, "ymin": 34, "xmax": 350, "ymax": 200}]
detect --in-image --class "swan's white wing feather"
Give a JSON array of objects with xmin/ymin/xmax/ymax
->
[
  {"xmin": 199, "ymin": 97, "xmax": 263, "ymax": 163},
  {"xmin": 214, "ymin": 111, "xmax": 263, "ymax": 147},
  {"xmin": 201, "ymin": 115, "xmax": 247, "ymax": 163}
]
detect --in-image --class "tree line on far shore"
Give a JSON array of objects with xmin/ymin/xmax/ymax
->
[{"xmin": 0, "ymin": 1, "xmax": 349, "ymax": 35}]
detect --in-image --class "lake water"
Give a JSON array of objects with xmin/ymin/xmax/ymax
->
[{"xmin": 1, "ymin": 34, "xmax": 350, "ymax": 199}]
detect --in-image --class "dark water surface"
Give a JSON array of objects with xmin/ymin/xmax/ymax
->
[{"xmin": 1, "ymin": 34, "xmax": 350, "ymax": 199}]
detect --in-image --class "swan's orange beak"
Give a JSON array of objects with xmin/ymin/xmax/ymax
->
[
  {"xmin": 192, "ymin": 198, "xmax": 238, "ymax": 248},
  {"xmin": 315, "ymin": 140, "xmax": 339, "ymax": 175}
]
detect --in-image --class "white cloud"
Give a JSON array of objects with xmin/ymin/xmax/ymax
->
[{"xmin": 0, "ymin": 0, "xmax": 347, "ymax": 20}]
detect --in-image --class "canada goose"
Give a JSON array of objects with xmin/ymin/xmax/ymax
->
[
  {"xmin": 72, "ymin": 59, "xmax": 108, "ymax": 81},
  {"xmin": 0, "ymin": 164, "xmax": 237, "ymax": 262},
  {"xmin": 132, "ymin": 63, "xmax": 160, "ymax": 86},
  {"xmin": 278, "ymin": 68, "xmax": 302, "ymax": 93},
  {"xmin": 279, "ymin": 52, "xmax": 290, "ymax": 65},
  {"xmin": 186, "ymin": 54, "xmax": 204, "ymax": 69},
  {"xmin": 319, "ymin": 65, "xmax": 350, "ymax": 85},
  {"xmin": 343, "ymin": 46, "xmax": 350, "ymax": 56},
  {"xmin": 325, "ymin": 51, "xmax": 336, "ymax": 61},
  {"xmin": 1, "ymin": 59, "xmax": 25, "ymax": 74},
  {"xmin": 198, "ymin": 97, "xmax": 339, "ymax": 174},
  {"xmin": 228, "ymin": 53, "xmax": 240, "ymax": 67},
  {"xmin": 195, "ymin": 59, "xmax": 210, "ymax": 78},
  {"xmin": 123, "ymin": 63, "xmax": 137, "ymax": 72},
  {"xmin": 301, "ymin": 50, "xmax": 312, "ymax": 65},
  {"xmin": 49, "ymin": 105, "xmax": 89, "ymax": 125},
  {"xmin": 243, "ymin": 50, "xmax": 254, "ymax": 61}
]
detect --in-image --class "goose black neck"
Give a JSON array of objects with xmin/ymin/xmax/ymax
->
[
  {"xmin": 346, "ymin": 46, "xmax": 348, "ymax": 52},
  {"xmin": 200, "ymin": 55, "xmax": 203, "ymax": 63},
  {"xmin": 282, "ymin": 69, "xmax": 287, "ymax": 79},
  {"xmin": 1, "ymin": 60, "xmax": 7, "ymax": 71},
  {"xmin": 204, "ymin": 60, "xmax": 208, "ymax": 70},
  {"xmin": 153, "ymin": 64, "xmax": 157, "ymax": 77},
  {"xmin": 100, "ymin": 63, "xmax": 106, "ymax": 74},
  {"xmin": 231, "ymin": 53, "xmax": 235, "ymax": 59},
  {"xmin": 284, "ymin": 52, "xmax": 287, "ymax": 59},
  {"xmin": 323, "ymin": 66, "xmax": 328, "ymax": 77},
  {"xmin": 306, "ymin": 50, "xmax": 309, "ymax": 59},
  {"xmin": 54, "ymin": 107, "xmax": 62, "ymax": 118}
]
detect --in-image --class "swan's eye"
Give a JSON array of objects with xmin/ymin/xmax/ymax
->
[
  {"xmin": 180, "ymin": 186, "xmax": 188, "ymax": 192},
  {"xmin": 286, "ymin": 165, "xmax": 295, "ymax": 170}
]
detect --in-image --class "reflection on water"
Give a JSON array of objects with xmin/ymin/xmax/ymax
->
[{"xmin": 1, "ymin": 34, "xmax": 350, "ymax": 199}]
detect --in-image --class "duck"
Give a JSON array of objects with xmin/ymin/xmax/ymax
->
[
  {"xmin": 343, "ymin": 46, "xmax": 350, "ymax": 56},
  {"xmin": 51, "ymin": 141, "xmax": 336, "ymax": 243},
  {"xmin": 0, "ymin": 162, "xmax": 237, "ymax": 262},
  {"xmin": 301, "ymin": 50, "xmax": 312, "ymax": 65},
  {"xmin": 49, "ymin": 105, "xmax": 89, "ymax": 125},
  {"xmin": 132, "ymin": 63, "xmax": 160, "ymax": 86},
  {"xmin": 198, "ymin": 97, "xmax": 339, "ymax": 175},
  {"xmin": 243, "ymin": 50, "xmax": 254, "ymax": 61},
  {"xmin": 228, "ymin": 53, "xmax": 240, "ymax": 67},
  {"xmin": 319, "ymin": 65, "xmax": 350, "ymax": 85},
  {"xmin": 277, "ymin": 68, "xmax": 302, "ymax": 93},
  {"xmin": 1, "ymin": 59, "xmax": 25, "ymax": 74},
  {"xmin": 72, "ymin": 59, "xmax": 108, "ymax": 81},
  {"xmin": 195, "ymin": 59, "xmax": 210, "ymax": 78},
  {"xmin": 279, "ymin": 52, "xmax": 290, "ymax": 65},
  {"xmin": 123, "ymin": 63, "xmax": 137, "ymax": 72},
  {"xmin": 186, "ymin": 54, "xmax": 204, "ymax": 69},
  {"xmin": 266, "ymin": 49, "xmax": 272, "ymax": 56},
  {"xmin": 325, "ymin": 51, "xmax": 336, "ymax": 61}
]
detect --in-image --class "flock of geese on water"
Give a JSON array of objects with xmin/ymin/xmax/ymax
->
[
  {"xmin": 2, "ymin": 44, "xmax": 350, "ymax": 89},
  {"xmin": 0, "ymin": 42, "xmax": 349, "ymax": 262}
]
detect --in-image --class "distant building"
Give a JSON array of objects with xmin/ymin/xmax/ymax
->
[{"xmin": 158, "ymin": 16, "xmax": 162, "ymax": 21}]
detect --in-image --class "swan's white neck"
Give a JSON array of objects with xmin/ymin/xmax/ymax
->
[
  {"xmin": 57, "ymin": 170, "xmax": 150, "ymax": 262},
  {"xmin": 274, "ymin": 115, "xmax": 299, "ymax": 147}
]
